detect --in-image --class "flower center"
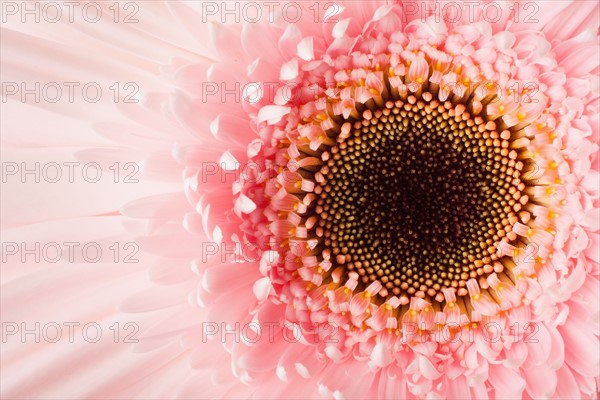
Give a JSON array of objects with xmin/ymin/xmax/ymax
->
[
  {"xmin": 254, "ymin": 51, "xmax": 557, "ymax": 321},
  {"xmin": 311, "ymin": 94, "xmax": 529, "ymax": 302}
]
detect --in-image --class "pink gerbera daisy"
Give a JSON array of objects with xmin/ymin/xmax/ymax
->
[{"xmin": 1, "ymin": 1, "xmax": 598, "ymax": 399}]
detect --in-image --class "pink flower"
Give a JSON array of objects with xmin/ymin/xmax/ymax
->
[{"xmin": 1, "ymin": 1, "xmax": 598, "ymax": 399}]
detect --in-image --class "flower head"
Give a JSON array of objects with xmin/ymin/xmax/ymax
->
[{"xmin": 193, "ymin": 2, "xmax": 599, "ymax": 398}]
